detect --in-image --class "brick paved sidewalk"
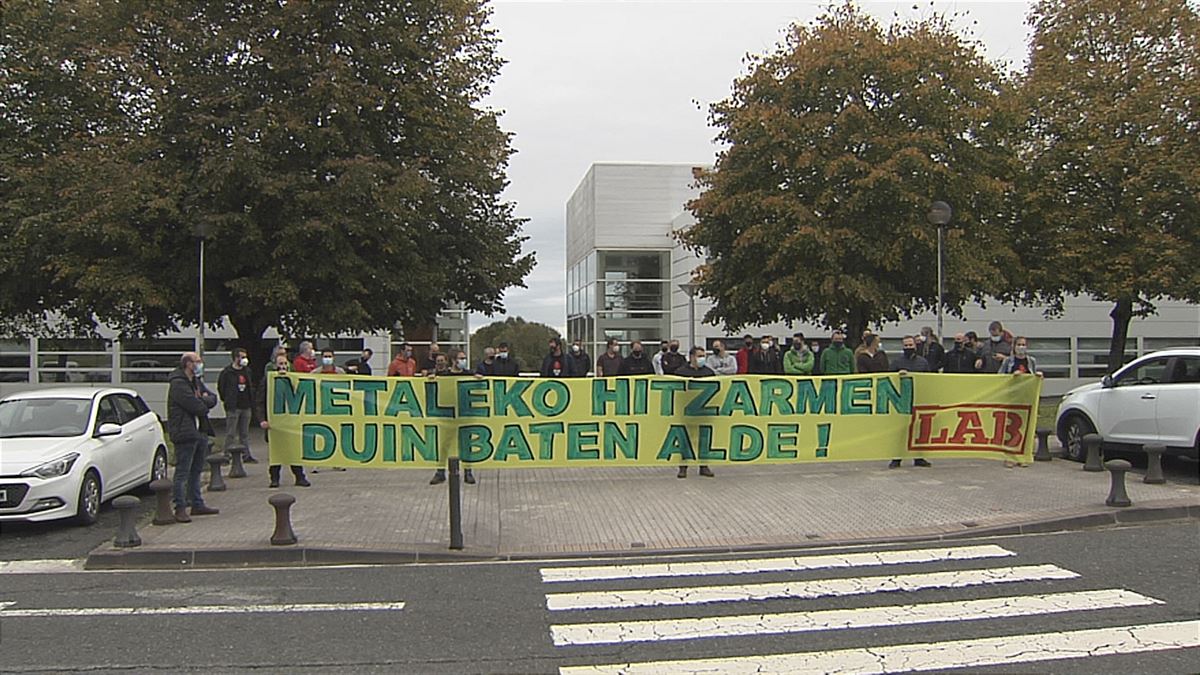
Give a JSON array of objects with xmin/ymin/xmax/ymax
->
[{"xmin": 88, "ymin": 437, "xmax": 1200, "ymax": 568}]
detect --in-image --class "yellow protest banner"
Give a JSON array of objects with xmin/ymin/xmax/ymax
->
[{"xmin": 266, "ymin": 372, "xmax": 1042, "ymax": 469}]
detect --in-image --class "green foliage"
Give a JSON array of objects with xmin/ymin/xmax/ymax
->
[
  {"xmin": 1019, "ymin": 0, "xmax": 1199, "ymax": 367},
  {"xmin": 682, "ymin": 2, "xmax": 1022, "ymax": 342},
  {"xmin": 0, "ymin": 0, "xmax": 533, "ymax": 342},
  {"xmin": 469, "ymin": 317, "xmax": 559, "ymax": 372}
]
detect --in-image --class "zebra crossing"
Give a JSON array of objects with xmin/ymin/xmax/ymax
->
[{"xmin": 540, "ymin": 543, "xmax": 1200, "ymax": 673}]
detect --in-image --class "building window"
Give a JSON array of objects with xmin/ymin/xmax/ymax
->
[
  {"xmin": 37, "ymin": 338, "xmax": 113, "ymax": 383},
  {"xmin": 120, "ymin": 338, "xmax": 197, "ymax": 383},
  {"xmin": 0, "ymin": 339, "xmax": 31, "ymax": 383},
  {"xmin": 1026, "ymin": 338, "xmax": 1070, "ymax": 379},
  {"xmin": 1144, "ymin": 337, "xmax": 1200, "ymax": 352},
  {"xmin": 1076, "ymin": 338, "xmax": 1136, "ymax": 378}
]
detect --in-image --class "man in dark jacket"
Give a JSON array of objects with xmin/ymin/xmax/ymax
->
[
  {"xmin": 943, "ymin": 333, "xmax": 980, "ymax": 373},
  {"xmin": 566, "ymin": 339, "xmax": 591, "ymax": 377},
  {"xmin": 167, "ymin": 352, "xmax": 220, "ymax": 522},
  {"xmin": 258, "ymin": 353, "xmax": 311, "ymax": 489},
  {"xmin": 889, "ymin": 336, "xmax": 932, "ymax": 469},
  {"xmin": 218, "ymin": 348, "xmax": 258, "ymax": 463},
  {"xmin": 595, "ymin": 338, "xmax": 623, "ymax": 377},
  {"xmin": 540, "ymin": 338, "xmax": 574, "ymax": 378},
  {"xmin": 749, "ymin": 336, "xmax": 783, "ymax": 374},
  {"xmin": 660, "ymin": 340, "xmax": 686, "ymax": 375},
  {"xmin": 492, "ymin": 342, "xmax": 522, "ymax": 376},
  {"xmin": 675, "ymin": 347, "xmax": 715, "ymax": 479},
  {"xmin": 619, "ymin": 340, "xmax": 655, "ymax": 375}
]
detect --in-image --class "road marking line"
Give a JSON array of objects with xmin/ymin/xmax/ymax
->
[
  {"xmin": 558, "ymin": 619, "xmax": 1200, "ymax": 674},
  {"xmin": 539, "ymin": 544, "xmax": 1014, "ymax": 583},
  {"xmin": 550, "ymin": 588, "xmax": 1158, "ymax": 646},
  {"xmin": 545, "ymin": 563, "xmax": 1077, "ymax": 611},
  {"xmin": 0, "ymin": 559, "xmax": 86, "ymax": 575},
  {"xmin": 0, "ymin": 601, "xmax": 405, "ymax": 618}
]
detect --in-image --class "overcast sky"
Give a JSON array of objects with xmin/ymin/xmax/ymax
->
[{"xmin": 471, "ymin": 1, "xmax": 1034, "ymax": 335}]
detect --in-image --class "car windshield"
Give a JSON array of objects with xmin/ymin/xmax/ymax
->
[{"xmin": 0, "ymin": 398, "xmax": 93, "ymax": 438}]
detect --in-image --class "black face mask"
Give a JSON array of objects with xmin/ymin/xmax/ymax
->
[
  {"xmin": 632, "ymin": 349, "xmax": 643, "ymax": 356},
  {"xmin": 903, "ymin": 348, "xmax": 916, "ymax": 357},
  {"xmin": 661, "ymin": 346, "xmax": 669, "ymax": 353},
  {"xmin": 669, "ymin": 346, "xmax": 678, "ymax": 353}
]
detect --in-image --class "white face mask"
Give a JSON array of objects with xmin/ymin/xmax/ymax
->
[
  {"xmin": 571, "ymin": 345, "xmax": 580, "ymax": 353},
  {"xmin": 991, "ymin": 334, "xmax": 1002, "ymax": 342},
  {"xmin": 238, "ymin": 357, "xmax": 249, "ymax": 367},
  {"xmin": 761, "ymin": 342, "xmax": 771, "ymax": 350},
  {"xmin": 498, "ymin": 352, "xmax": 508, "ymax": 359},
  {"xmin": 457, "ymin": 359, "xmax": 468, "ymax": 369}
]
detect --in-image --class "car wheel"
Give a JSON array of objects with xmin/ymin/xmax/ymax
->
[
  {"xmin": 1062, "ymin": 414, "xmax": 1095, "ymax": 463},
  {"xmin": 74, "ymin": 471, "xmax": 101, "ymax": 526},
  {"xmin": 151, "ymin": 447, "xmax": 169, "ymax": 483}
]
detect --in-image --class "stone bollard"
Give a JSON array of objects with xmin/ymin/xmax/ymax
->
[
  {"xmin": 150, "ymin": 478, "xmax": 174, "ymax": 526},
  {"xmin": 1104, "ymin": 459, "xmax": 1133, "ymax": 507},
  {"xmin": 113, "ymin": 495, "xmax": 142, "ymax": 548},
  {"xmin": 228, "ymin": 447, "xmax": 247, "ymax": 479},
  {"xmin": 1142, "ymin": 444, "xmax": 1167, "ymax": 484},
  {"xmin": 1034, "ymin": 428, "xmax": 1053, "ymax": 462},
  {"xmin": 207, "ymin": 454, "xmax": 228, "ymax": 492},
  {"xmin": 1082, "ymin": 433, "xmax": 1104, "ymax": 472},
  {"xmin": 269, "ymin": 493, "xmax": 297, "ymax": 546}
]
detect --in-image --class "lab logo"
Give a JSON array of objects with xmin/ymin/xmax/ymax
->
[{"xmin": 908, "ymin": 404, "xmax": 1032, "ymax": 455}]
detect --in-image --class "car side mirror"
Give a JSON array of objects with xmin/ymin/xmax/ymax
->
[
  {"xmin": 95, "ymin": 423, "xmax": 122, "ymax": 438},
  {"xmin": 1101, "ymin": 374, "xmax": 1114, "ymax": 389}
]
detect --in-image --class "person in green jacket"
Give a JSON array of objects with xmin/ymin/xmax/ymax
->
[
  {"xmin": 819, "ymin": 330, "xmax": 855, "ymax": 374},
  {"xmin": 783, "ymin": 332, "xmax": 815, "ymax": 375}
]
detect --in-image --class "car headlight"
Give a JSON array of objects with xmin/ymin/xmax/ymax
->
[{"xmin": 21, "ymin": 453, "xmax": 80, "ymax": 479}]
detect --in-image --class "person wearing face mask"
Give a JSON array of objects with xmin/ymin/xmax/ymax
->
[
  {"xmin": 265, "ymin": 344, "xmax": 288, "ymax": 379},
  {"xmin": 977, "ymin": 321, "xmax": 1013, "ymax": 374},
  {"xmin": 675, "ymin": 347, "xmax": 716, "ymax": 478},
  {"xmin": 660, "ymin": 339, "xmax": 686, "ymax": 375},
  {"xmin": 258, "ymin": 355, "xmax": 311, "ymax": 488},
  {"xmin": 218, "ymin": 348, "xmax": 258, "ymax": 464},
  {"xmin": 565, "ymin": 339, "xmax": 591, "ymax": 377},
  {"xmin": 596, "ymin": 338, "xmax": 624, "ymax": 377},
  {"xmin": 855, "ymin": 334, "xmax": 889, "ymax": 373},
  {"xmin": 619, "ymin": 340, "xmax": 654, "ymax": 375},
  {"xmin": 888, "ymin": 336, "xmax": 933, "ymax": 468},
  {"xmin": 916, "ymin": 327, "xmax": 945, "ymax": 372},
  {"xmin": 313, "ymin": 348, "xmax": 345, "ymax": 374},
  {"xmin": 475, "ymin": 346, "xmax": 498, "ymax": 376},
  {"xmin": 652, "ymin": 340, "xmax": 670, "ymax": 375},
  {"xmin": 492, "ymin": 341, "xmax": 521, "ymax": 376},
  {"xmin": 819, "ymin": 330, "xmax": 855, "ymax": 375},
  {"xmin": 429, "ymin": 351, "xmax": 478, "ymax": 485},
  {"xmin": 357, "ymin": 348, "xmax": 374, "ymax": 376},
  {"xmin": 735, "ymin": 334, "xmax": 755, "ymax": 374},
  {"xmin": 167, "ymin": 352, "xmax": 220, "ymax": 522},
  {"xmin": 943, "ymin": 333, "xmax": 980, "ymax": 373},
  {"xmin": 706, "ymin": 340, "xmax": 738, "ymax": 375},
  {"xmin": 750, "ymin": 335, "xmax": 782, "ymax": 374},
  {"xmin": 387, "ymin": 342, "xmax": 419, "ymax": 377},
  {"xmin": 420, "ymin": 342, "xmax": 442, "ymax": 376},
  {"xmin": 540, "ymin": 338, "xmax": 575, "ymax": 378},
  {"xmin": 292, "ymin": 341, "xmax": 318, "ymax": 373},
  {"xmin": 999, "ymin": 336, "xmax": 1042, "ymax": 376},
  {"xmin": 783, "ymin": 333, "xmax": 815, "ymax": 375}
]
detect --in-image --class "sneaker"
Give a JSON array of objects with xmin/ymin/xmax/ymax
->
[
  {"xmin": 268, "ymin": 479, "xmax": 280, "ymax": 488},
  {"xmin": 244, "ymin": 455, "xmax": 259, "ymax": 464},
  {"xmin": 888, "ymin": 460, "xmax": 902, "ymax": 469},
  {"xmin": 295, "ymin": 477, "xmax": 312, "ymax": 487},
  {"xmin": 333, "ymin": 467, "xmax": 347, "ymax": 472},
  {"xmin": 191, "ymin": 505, "xmax": 220, "ymax": 516},
  {"xmin": 677, "ymin": 466, "xmax": 687, "ymax": 478},
  {"xmin": 698, "ymin": 466, "xmax": 715, "ymax": 477},
  {"xmin": 914, "ymin": 459, "xmax": 932, "ymax": 467},
  {"xmin": 464, "ymin": 470, "xmax": 476, "ymax": 485},
  {"xmin": 174, "ymin": 507, "xmax": 192, "ymax": 523},
  {"xmin": 429, "ymin": 470, "xmax": 446, "ymax": 485}
]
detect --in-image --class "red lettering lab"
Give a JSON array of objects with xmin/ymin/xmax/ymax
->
[{"xmin": 909, "ymin": 405, "xmax": 1031, "ymax": 455}]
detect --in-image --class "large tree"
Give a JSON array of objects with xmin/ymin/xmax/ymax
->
[
  {"xmin": 681, "ymin": 3, "xmax": 1022, "ymax": 343},
  {"xmin": 0, "ymin": 1, "xmax": 533, "ymax": 357},
  {"xmin": 1020, "ymin": 0, "xmax": 1200, "ymax": 372},
  {"xmin": 469, "ymin": 316, "xmax": 558, "ymax": 372}
]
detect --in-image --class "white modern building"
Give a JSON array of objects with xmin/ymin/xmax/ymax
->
[{"xmin": 566, "ymin": 162, "xmax": 1200, "ymax": 395}]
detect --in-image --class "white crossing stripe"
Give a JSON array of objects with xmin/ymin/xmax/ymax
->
[
  {"xmin": 550, "ymin": 588, "xmax": 1159, "ymax": 646},
  {"xmin": 540, "ymin": 544, "xmax": 1014, "ymax": 583},
  {"xmin": 545, "ymin": 563, "xmax": 1077, "ymax": 611},
  {"xmin": 559, "ymin": 619, "xmax": 1200, "ymax": 674},
  {"xmin": 0, "ymin": 559, "xmax": 85, "ymax": 575},
  {"xmin": 0, "ymin": 601, "xmax": 405, "ymax": 618}
]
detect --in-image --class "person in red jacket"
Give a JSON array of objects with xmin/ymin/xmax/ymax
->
[
  {"xmin": 735, "ymin": 334, "xmax": 754, "ymax": 374},
  {"xmin": 292, "ymin": 341, "xmax": 317, "ymax": 373}
]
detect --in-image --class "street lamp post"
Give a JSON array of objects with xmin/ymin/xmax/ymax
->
[
  {"xmin": 678, "ymin": 283, "xmax": 699, "ymax": 351},
  {"xmin": 193, "ymin": 222, "xmax": 209, "ymax": 355},
  {"xmin": 926, "ymin": 201, "xmax": 953, "ymax": 340}
]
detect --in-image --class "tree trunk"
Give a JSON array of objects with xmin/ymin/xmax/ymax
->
[
  {"xmin": 1107, "ymin": 298, "xmax": 1133, "ymax": 374},
  {"xmin": 845, "ymin": 307, "xmax": 869, "ymax": 350}
]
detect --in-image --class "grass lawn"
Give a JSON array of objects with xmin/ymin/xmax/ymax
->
[{"xmin": 1036, "ymin": 396, "xmax": 1061, "ymax": 432}]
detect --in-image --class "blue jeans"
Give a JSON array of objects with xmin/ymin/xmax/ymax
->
[{"xmin": 173, "ymin": 436, "xmax": 209, "ymax": 509}]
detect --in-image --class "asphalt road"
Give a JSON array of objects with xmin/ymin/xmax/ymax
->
[{"xmin": 0, "ymin": 522, "xmax": 1196, "ymax": 674}]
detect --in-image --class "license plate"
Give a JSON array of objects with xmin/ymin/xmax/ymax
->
[{"xmin": 0, "ymin": 489, "xmax": 7, "ymax": 504}]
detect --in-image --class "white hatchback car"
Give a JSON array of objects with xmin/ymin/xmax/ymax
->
[
  {"xmin": 1056, "ymin": 349, "xmax": 1200, "ymax": 462},
  {"xmin": 0, "ymin": 387, "xmax": 169, "ymax": 525}
]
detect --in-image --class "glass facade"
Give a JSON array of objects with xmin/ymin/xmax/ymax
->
[{"xmin": 567, "ymin": 250, "xmax": 671, "ymax": 358}]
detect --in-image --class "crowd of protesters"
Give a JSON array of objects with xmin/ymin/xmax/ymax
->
[{"xmin": 181, "ymin": 320, "xmax": 1041, "ymax": 502}]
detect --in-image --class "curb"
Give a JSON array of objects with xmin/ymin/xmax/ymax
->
[{"xmin": 84, "ymin": 501, "xmax": 1200, "ymax": 570}]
